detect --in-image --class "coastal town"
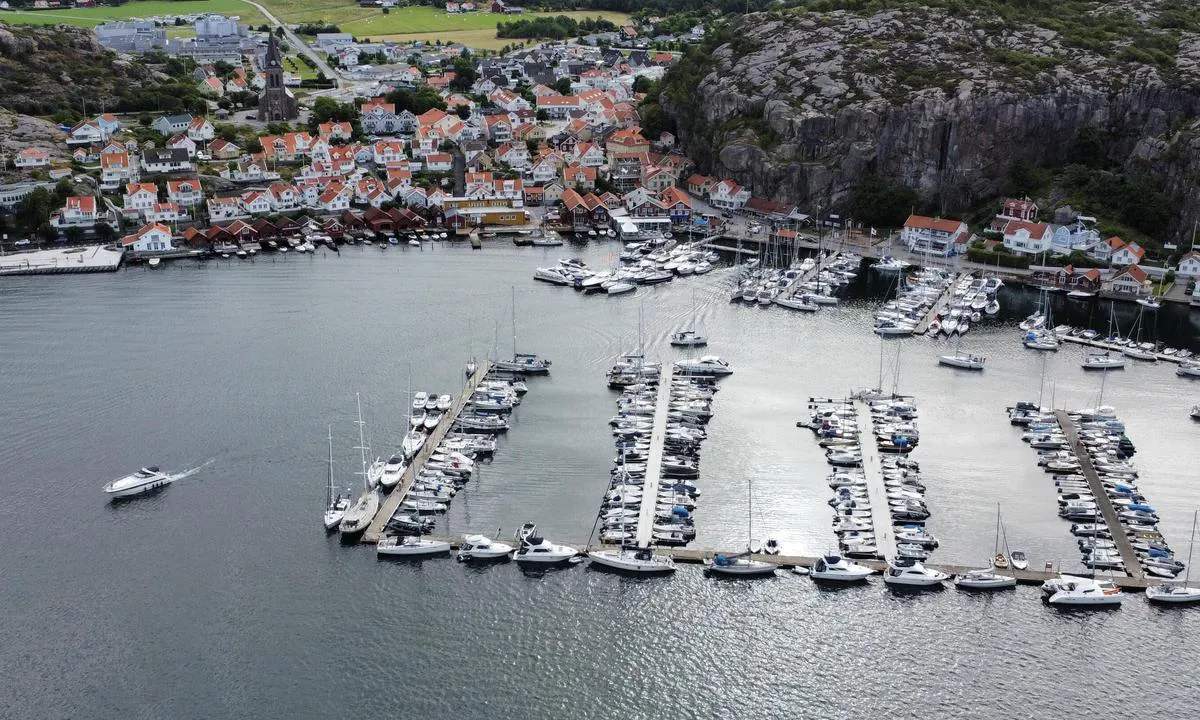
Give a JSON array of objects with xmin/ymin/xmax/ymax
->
[{"xmin": 0, "ymin": 7, "xmax": 1196, "ymax": 307}]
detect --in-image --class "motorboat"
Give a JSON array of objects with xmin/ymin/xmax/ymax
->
[
  {"xmin": 1176, "ymin": 362, "xmax": 1200, "ymax": 378},
  {"xmin": 1041, "ymin": 574, "xmax": 1124, "ymax": 606},
  {"xmin": 1067, "ymin": 289, "xmax": 1096, "ymax": 300},
  {"xmin": 606, "ymin": 281, "xmax": 636, "ymax": 295},
  {"xmin": 456, "ymin": 534, "xmax": 515, "ymax": 561},
  {"xmin": 378, "ymin": 454, "xmax": 407, "ymax": 490},
  {"xmin": 587, "ymin": 546, "xmax": 677, "ymax": 574},
  {"xmin": 706, "ymin": 552, "xmax": 776, "ymax": 577},
  {"xmin": 809, "ymin": 554, "xmax": 873, "ymax": 582},
  {"xmin": 514, "ymin": 535, "xmax": 578, "ymax": 564},
  {"xmin": 882, "ymin": 558, "xmax": 948, "ymax": 587},
  {"xmin": 1081, "ymin": 352, "xmax": 1126, "ymax": 370},
  {"xmin": 103, "ymin": 466, "xmax": 173, "ymax": 499},
  {"xmin": 1136, "ymin": 295, "xmax": 1162, "ymax": 310},
  {"xmin": 436, "ymin": 394, "xmax": 452, "ymax": 411},
  {"xmin": 377, "ymin": 535, "xmax": 452, "ymax": 557},
  {"xmin": 1010, "ymin": 550, "xmax": 1029, "ymax": 570},
  {"xmin": 423, "ymin": 411, "xmax": 442, "ymax": 431},
  {"xmin": 412, "ymin": 391, "xmax": 427, "ymax": 410},
  {"xmin": 402, "ymin": 429, "xmax": 425, "ymax": 460},
  {"xmin": 872, "ymin": 256, "xmax": 911, "ymax": 276},
  {"xmin": 938, "ymin": 352, "xmax": 986, "ymax": 370},
  {"xmin": 674, "ymin": 356, "xmax": 733, "ymax": 377}
]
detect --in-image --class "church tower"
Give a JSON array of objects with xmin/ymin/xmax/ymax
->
[{"xmin": 257, "ymin": 33, "xmax": 299, "ymax": 122}]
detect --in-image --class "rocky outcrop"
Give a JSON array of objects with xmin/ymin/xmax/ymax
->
[
  {"xmin": 0, "ymin": 22, "xmax": 153, "ymax": 116},
  {"xmin": 665, "ymin": 4, "xmax": 1200, "ymax": 238}
]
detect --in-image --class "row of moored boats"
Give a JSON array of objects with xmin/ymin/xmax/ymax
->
[{"xmin": 730, "ymin": 253, "xmax": 860, "ymax": 312}]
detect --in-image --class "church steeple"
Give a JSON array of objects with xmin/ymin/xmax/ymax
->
[{"xmin": 257, "ymin": 31, "xmax": 298, "ymax": 121}]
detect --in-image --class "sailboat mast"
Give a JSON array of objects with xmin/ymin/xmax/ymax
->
[
  {"xmin": 327, "ymin": 424, "xmax": 335, "ymax": 505},
  {"xmin": 511, "ymin": 285, "xmax": 518, "ymax": 358},
  {"xmin": 1186, "ymin": 510, "xmax": 1197, "ymax": 585},
  {"xmin": 747, "ymin": 475, "xmax": 753, "ymax": 551},
  {"xmin": 355, "ymin": 393, "xmax": 369, "ymax": 492}
]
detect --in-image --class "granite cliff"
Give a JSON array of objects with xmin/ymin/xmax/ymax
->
[{"xmin": 660, "ymin": 2, "xmax": 1200, "ymax": 238}]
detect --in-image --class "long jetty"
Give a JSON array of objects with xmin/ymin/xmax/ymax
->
[
  {"xmin": 361, "ymin": 361, "xmax": 492, "ymax": 543},
  {"xmin": 852, "ymin": 399, "xmax": 897, "ymax": 559},
  {"xmin": 781, "ymin": 250, "xmax": 831, "ymax": 295},
  {"xmin": 1057, "ymin": 333, "xmax": 1186, "ymax": 364},
  {"xmin": 1054, "ymin": 410, "xmax": 1143, "ymax": 581},
  {"xmin": 913, "ymin": 272, "xmax": 966, "ymax": 335},
  {"xmin": 634, "ymin": 367, "xmax": 674, "ymax": 547}
]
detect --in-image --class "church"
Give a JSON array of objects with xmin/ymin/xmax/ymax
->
[{"xmin": 257, "ymin": 34, "xmax": 299, "ymax": 122}]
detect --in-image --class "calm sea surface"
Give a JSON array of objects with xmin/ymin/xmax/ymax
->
[{"xmin": 2, "ymin": 242, "xmax": 1199, "ymax": 719}]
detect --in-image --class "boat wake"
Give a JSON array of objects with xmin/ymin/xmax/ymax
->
[{"xmin": 168, "ymin": 458, "xmax": 216, "ymax": 482}]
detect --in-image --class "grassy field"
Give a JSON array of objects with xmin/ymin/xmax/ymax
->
[
  {"xmin": 1, "ymin": 1, "xmax": 628, "ymax": 49},
  {"xmin": 0, "ymin": 0, "xmax": 268, "ymax": 28}
]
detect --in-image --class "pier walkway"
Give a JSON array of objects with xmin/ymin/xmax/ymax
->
[
  {"xmin": 781, "ymin": 250, "xmax": 831, "ymax": 296},
  {"xmin": 852, "ymin": 399, "xmax": 897, "ymax": 559},
  {"xmin": 362, "ymin": 362, "xmax": 492, "ymax": 543},
  {"xmin": 1055, "ymin": 410, "xmax": 1143, "ymax": 581},
  {"xmin": 635, "ymin": 368, "xmax": 674, "ymax": 547},
  {"xmin": 0, "ymin": 244, "xmax": 124, "ymax": 275},
  {"xmin": 913, "ymin": 273, "xmax": 965, "ymax": 335},
  {"xmin": 1058, "ymin": 333, "xmax": 1185, "ymax": 364}
]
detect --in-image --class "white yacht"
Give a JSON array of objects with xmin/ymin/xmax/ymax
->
[
  {"xmin": 1176, "ymin": 362, "xmax": 1200, "ymax": 378},
  {"xmin": 882, "ymin": 558, "xmax": 948, "ymax": 587},
  {"xmin": 810, "ymin": 554, "xmax": 874, "ymax": 582},
  {"xmin": 774, "ymin": 295, "xmax": 819, "ymax": 312},
  {"xmin": 1041, "ymin": 574, "xmax": 1124, "ymax": 606},
  {"xmin": 871, "ymin": 256, "xmax": 911, "ymax": 276},
  {"xmin": 706, "ymin": 552, "xmax": 776, "ymax": 578},
  {"xmin": 669, "ymin": 330, "xmax": 708, "ymax": 347},
  {"xmin": 1146, "ymin": 579, "xmax": 1200, "ymax": 605},
  {"xmin": 937, "ymin": 352, "xmax": 986, "ymax": 371},
  {"xmin": 674, "ymin": 356, "xmax": 733, "ymax": 377},
  {"xmin": 339, "ymin": 395, "xmax": 381, "ymax": 537},
  {"xmin": 412, "ymin": 392, "xmax": 427, "ymax": 410},
  {"xmin": 378, "ymin": 454, "xmax": 407, "ymax": 490},
  {"xmin": 587, "ymin": 546, "xmax": 677, "ymax": 574},
  {"xmin": 376, "ymin": 535, "xmax": 451, "ymax": 557},
  {"xmin": 103, "ymin": 466, "xmax": 172, "ymax": 499},
  {"xmin": 456, "ymin": 534, "xmax": 515, "ymax": 561},
  {"xmin": 514, "ymin": 535, "xmax": 578, "ymax": 565},
  {"xmin": 436, "ymin": 394, "xmax": 452, "ymax": 411},
  {"xmin": 401, "ymin": 429, "xmax": 425, "ymax": 460},
  {"xmin": 1081, "ymin": 352, "xmax": 1126, "ymax": 370},
  {"xmin": 954, "ymin": 567, "xmax": 1018, "ymax": 590}
]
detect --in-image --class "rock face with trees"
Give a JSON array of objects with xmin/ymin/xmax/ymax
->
[{"xmin": 653, "ymin": 1, "xmax": 1200, "ymax": 239}]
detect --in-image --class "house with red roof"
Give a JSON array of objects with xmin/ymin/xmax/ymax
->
[
  {"xmin": 121, "ymin": 222, "xmax": 173, "ymax": 253},
  {"xmin": 1001, "ymin": 218, "xmax": 1051, "ymax": 255},
  {"xmin": 686, "ymin": 174, "xmax": 714, "ymax": 196},
  {"xmin": 123, "ymin": 183, "xmax": 159, "ymax": 217},
  {"xmin": 51, "ymin": 195, "xmax": 99, "ymax": 228},
  {"xmin": 1109, "ymin": 237, "xmax": 1145, "ymax": 266},
  {"xmin": 1104, "ymin": 264, "xmax": 1151, "ymax": 297},
  {"xmin": 167, "ymin": 178, "xmax": 204, "ymax": 207},
  {"xmin": 707, "ymin": 179, "xmax": 750, "ymax": 211},
  {"xmin": 904, "ymin": 214, "xmax": 970, "ymax": 257},
  {"xmin": 101, "ymin": 150, "xmax": 137, "ymax": 191}
]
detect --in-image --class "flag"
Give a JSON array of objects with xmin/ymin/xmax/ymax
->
[{"xmin": 870, "ymin": 227, "xmax": 878, "ymax": 237}]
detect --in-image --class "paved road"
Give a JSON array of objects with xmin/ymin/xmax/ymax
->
[{"xmin": 239, "ymin": 0, "xmax": 343, "ymax": 89}]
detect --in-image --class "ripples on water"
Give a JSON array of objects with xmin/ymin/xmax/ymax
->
[{"xmin": 1, "ymin": 243, "xmax": 1198, "ymax": 718}]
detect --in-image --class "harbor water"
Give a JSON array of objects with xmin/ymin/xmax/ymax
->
[{"xmin": 2, "ymin": 242, "xmax": 1199, "ymax": 718}]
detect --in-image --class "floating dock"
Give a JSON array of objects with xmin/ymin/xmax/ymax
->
[
  {"xmin": 0, "ymin": 244, "xmax": 124, "ymax": 275},
  {"xmin": 913, "ymin": 272, "xmax": 966, "ymax": 335},
  {"xmin": 361, "ymin": 361, "xmax": 492, "ymax": 543},
  {"xmin": 1054, "ymin": 410, "xmax": 1144, "ymax": 581},
  {"xmin": 781, "ymin": 250, "xmax": 832, "ymax": 295},
  {"xmin": 1057, "ymin": 333, "xmax": 1185, "ymax": 364},
  {"xmin": 852, "ymin": 399, "xmax": 897, "ymax": 559},
  {"xmin": 634, "ymin": 367, "xmax": 674, "ymax": 548}
]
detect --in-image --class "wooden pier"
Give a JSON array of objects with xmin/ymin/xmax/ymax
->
[
  {"xmin": 406, "ymin": 535, "xmax": 1161, "ymax": 591},
  {"xmin": 1054, "ymin": 410, "xmax": 1144, "ymax": 581},
  {"xmin": 781, "ymin": 250, "xmax": 831, "ymax": 296},
  {"xmin": 634, "ymin": 367, "xmax": 674, "ymax": 548},
  {"xmin": 361, "ymin": 362, "xmax": 492, "ymax": 544},
  {"xmin": 852, "ymin": 399, "xmax": 897, "ymax": 559},
  {"xmin": 913, "ymin": 273, "xmax": 966, "ymax": 335}
]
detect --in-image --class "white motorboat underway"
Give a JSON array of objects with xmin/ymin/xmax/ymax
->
[
  {"xmin": 883, "ymin": 558, "xmax": 948, "ymax": 587},
  {"xmin": 104, "ymin": 466, "xmax": 172, "ymax": 499},
  {"xmin": 810, "ymin": 554, "xmax": 874, "ymax": 582},
  {"xmin": 588, "ymin": 547, "xmax": 677, "ymax": 574},
  {"xmin": 1042, "ymin": 574, "xmax": 1124, "ymax": 606},
  {"xmin": 323, "ymin": 425, "xmax": 352, "ymax": 529},
  {"xmin": 670, "ymin": 329, "xmax": 708, "ymax": 347},
  {"xmin": 377, "ymin": 535, "xmax": 452, "ymax": 557},
  {"xmin": 456, "ymin": 534, "xmax": 515, "ymax": 561}
]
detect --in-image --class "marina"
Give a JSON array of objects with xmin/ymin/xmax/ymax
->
[
  {"xmin": 634, "ymin": 368, "xmax": 674, "ymax": 548},
  {"xmin": 853, "ymin": 398, "xmax": 900, "ymax": 559},
  {"xmin": 361, "ymin": 361, "xmax": 492, "ymax": 544},
  {"xmin": 5, "ymin": 242, "xmax": 1200, "ymax": 718},
  {"xmin": 1054, "ymin": 409, "xmax": 1143, "ymax": 580}
]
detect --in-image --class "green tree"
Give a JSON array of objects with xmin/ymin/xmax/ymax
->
[
  {"xmin": 632, "ymin": 75, "xmax": 654, "ymax": 94},
  {"xmin": 94, "ymin": 222, "xmax": 116, "ymax": 243},
  {"xmin": 536, "ymin": 109, "xmax": 549, "ymax": 122},
  {"xmin": 449, "ymin": 57, "xmax": 478, "ymax": 91},
  {"xmin": 64, "ymin": 226, "xmax": 85, "ymax": 244},
  {"xmin": 455, "ymin": 104, "xmax": 471, "ymax": 120},
  {"xmin": 553, "ymin": 77, "xmax": 573, "ymax": 95},
  {"xmin": 849, "ymin": 174, "xmax": 917, "ymax": 229}
]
